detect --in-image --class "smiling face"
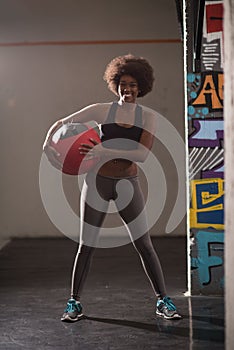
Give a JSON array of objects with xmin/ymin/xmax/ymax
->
[{"xmin": 118, "ymin": 75, "xmax": 139, "ymax": 103}]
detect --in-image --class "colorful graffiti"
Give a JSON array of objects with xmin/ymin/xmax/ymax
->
[
  {"xmin": 189, "ymin": 72, "xmax": 223, "ymax": 111},
  {"xmin": 191, "ymin": 230, "xmax": 224, "ymax": 293},
  {"xmin": 186, "ymin": 0, "xmax": 224, "ymax": 294},
  {"xmin": 202, "ymin": 1, "xmax": 224, "ymax": 71},
  {"xmin": 190, "ymin": 178, "xmax": 224, "ymax": 230}
]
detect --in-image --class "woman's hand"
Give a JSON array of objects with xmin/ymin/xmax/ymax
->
[
  {"xmin": 43, "ymin": 144, "xmax": 62, "ymax": 170},
  {"xmin": 79, "ymin": 138, "xmax": 104, "ymax": 160},
  {"xmin": 43, "ymin": 119, "xmax": 64, "ymax": 170}
]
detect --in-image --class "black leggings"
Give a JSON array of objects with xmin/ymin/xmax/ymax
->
[{"xmin": 71, "ymin": 172, "xmax": 167, "ymax": 300}]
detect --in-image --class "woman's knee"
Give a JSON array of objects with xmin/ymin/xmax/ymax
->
[{"xmin": 133, "ymin": 234, "xmax": 155, "ymax": 256}]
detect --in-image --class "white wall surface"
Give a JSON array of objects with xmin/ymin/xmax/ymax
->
[{"xmin": 0, "ymin": 0, "xmax": 185, "ymax": 238}]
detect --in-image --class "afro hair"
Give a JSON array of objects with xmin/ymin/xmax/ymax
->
[{"xmin": 103, "ymin": 54, "xmax": 154, "ymax": 98}]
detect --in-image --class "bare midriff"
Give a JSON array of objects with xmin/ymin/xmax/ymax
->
[{"xmin": 96, "ymin": 159, "xmax": 138, "ymax": 177}]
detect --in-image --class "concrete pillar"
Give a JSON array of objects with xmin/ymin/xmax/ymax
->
[{"xmin": 224, "ymin": 1, "xmax": 234, "ymax": 348}]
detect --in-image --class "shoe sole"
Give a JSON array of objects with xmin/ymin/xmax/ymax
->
[
  {"xmin": 61, "ymin": 313, "xmax": 84, "ymax": 322},
  {"xmin": 156, "ymin": 310, "xmax": 182, "ymax": 320}
]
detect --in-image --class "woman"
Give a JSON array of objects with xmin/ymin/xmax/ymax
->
[{"xmin": 43, "ymin": 54, "xmax": 182, "ymax": 321}]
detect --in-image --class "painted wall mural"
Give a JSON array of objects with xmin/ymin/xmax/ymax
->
[
  {"xmin": 187, "ymin": 0, "xmax": 224, "ymax": 295},
  {"xmin": 191, "ymin": 229, "xmax": 224, "ymax": 290}
]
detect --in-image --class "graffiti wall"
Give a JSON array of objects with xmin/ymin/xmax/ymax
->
[{"xmin": 186, "ymin": 0, "xmax": 224, "ymax": 295}]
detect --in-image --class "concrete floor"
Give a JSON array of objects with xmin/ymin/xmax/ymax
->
[{"xmin": 0, "ymin": 237, "xmax": 224, "ymax": 349}]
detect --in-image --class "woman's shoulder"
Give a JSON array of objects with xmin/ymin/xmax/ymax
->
[
  {"xmin": 86, "ymin": 102, "xmax": 113, "ymax": 113},
  {"xmin": 82, "ymin": 101, "xmax": 112, "ymax": 110},
  {"xmin": 78, "ymin": 102, "xmax": 113, "ymax": 123}
]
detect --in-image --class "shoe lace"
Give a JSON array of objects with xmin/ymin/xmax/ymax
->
[
  {"xmin": 163, "ymin": 297, "xmax": 176, "ymax": 311},
  {"xmin": 65, "ymin": 302, "xmax": 75, "ymax": 313},
  {"xmin": 65, "ymin": 300, "xmax": 81, "ymax": 313}
]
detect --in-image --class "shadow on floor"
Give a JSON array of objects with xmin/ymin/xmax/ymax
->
[{"xmin": 0, "ymin": 238, "xmax": 224, "ymax": 350}]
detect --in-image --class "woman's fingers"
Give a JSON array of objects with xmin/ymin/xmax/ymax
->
[
  {"xmin": 79, "ymin": 138, "xmax": 99, "ymax": 151},
  {"xmin": 44, "ymin": 146, "xmax": 63, "ymax": 169},
  {"xmin": 79, "ymin": 144, "xmax": 99, "ymax": 160},
  {"xmin": 89, "ymin": 138, "xmax": 99, "ymax": 145},
  {"xmin": 79, "ymin": 143, "xmax": 92, "ymax": 150}
]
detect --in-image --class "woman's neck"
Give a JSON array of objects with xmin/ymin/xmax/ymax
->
[{"xmin": 117, "ymin": 100, "xmax": 137, "ymax": 112}]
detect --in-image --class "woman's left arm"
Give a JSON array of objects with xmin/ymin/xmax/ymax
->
[{"xmin": 80, "ymin": 108, "xmax": 157, "ymax": 163}]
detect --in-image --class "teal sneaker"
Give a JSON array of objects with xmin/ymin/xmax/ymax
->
[
  {"xmin": 61, "ymin": 298, "xmax": 83, "ymax": 322},
  {"xmin": 156, "ymin": 296, "xmax": 182, "ymax": 320}
]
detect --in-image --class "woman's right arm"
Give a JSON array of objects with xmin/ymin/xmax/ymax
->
[
  {"xmin": 43, "ymin": 103, "xmax": 108, "ymax": 168},
  {"xmin": 43, "ymin": 103, "xmax": 104, "ymax": 147}
]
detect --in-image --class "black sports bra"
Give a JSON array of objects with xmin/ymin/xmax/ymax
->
[{"xmin": 101, "ymin": 102, "xmax": 143, "ymax": 150}]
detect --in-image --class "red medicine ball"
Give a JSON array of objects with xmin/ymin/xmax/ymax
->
[{"xmin": 51, "ymin": 122, "xmax": 101, "ymax": 175}]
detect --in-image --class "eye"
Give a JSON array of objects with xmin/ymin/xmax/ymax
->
[
  {"xmin": 119, "ymin": 82, "xmax": 138, "ymax": 88},
  {"xmin": 119, "ymin": 82, "xmax": 127, "ymax": 88}
]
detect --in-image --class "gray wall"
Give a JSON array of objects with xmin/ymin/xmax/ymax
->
[{"xmin": 0, "ymin": 0, "xmax": 185, "ymax": 239}]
